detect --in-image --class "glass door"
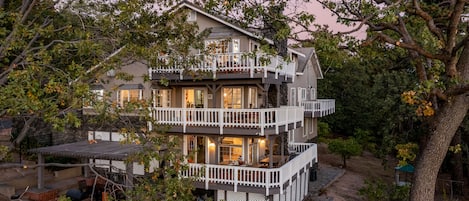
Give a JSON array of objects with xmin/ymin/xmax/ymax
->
[
  {"xmin": 184, "ymin": 88, "xmax": 206, "ymax": 108},
  {"xmin": 186, "ymin": 136, "xmax": 206, "ymax": 164}
]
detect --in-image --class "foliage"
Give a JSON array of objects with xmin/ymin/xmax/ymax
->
[
  {"xmin": 313, "ymin": 34, "xmax": 421, "ymax": 158},
  {"xmin": 328, "ymin": 137, "xmax": 362, "ymax": 168},
  {"xmin": 0, "ymin": 0, "xmax": 203, "ymax": 199},
  {"xmin": 0, "ymin": 145, "xmax": 11, "ymax": 162},
  {"xmin": 353, "ymin": 129, "xmax": 377, "ymax": 153},
  {"xmin": 0, "ymin": 0, "xmax": 202, "ymax": 145},
  {"xmin": 395, "ymin": 143, "xmax": 419, "ymax": 167},
  {"xmin": 359, "ymin": 179, "xmax": 410, "ymax": 201},
  {"xmin": 317, "ymin": 121, "xmax": 332, "ymax": 142},
  {"xmin": 57, "ymin": 195, "xmax": 72, "ymax": 201},
  {"xmin": 316, "ymin": 0, "xmax": 469, "ymax": 199}
]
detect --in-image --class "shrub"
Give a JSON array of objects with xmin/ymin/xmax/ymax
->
[
  {"xmin": 328, "ymin": 137, "xmax": 362, "ymax": 168},
  {"xmin": 359, "ymin": 179, "xmax": 410, "ymax": 201}
]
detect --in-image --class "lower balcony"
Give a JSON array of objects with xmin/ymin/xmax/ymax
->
[
  {"xmin": 151, "ymin": 106, "xmax": 304, "ymax": 136},
  {"xmin": 181, "ymin": 143, "xmax": 317, "ymax": 195},
  {"xmin": 301, "ymin": 99, "xmax": 335, "ymax": 117}
]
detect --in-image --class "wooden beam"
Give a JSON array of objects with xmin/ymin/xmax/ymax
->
[{"xmin": 37, "ymin": 154, "xmax": 44, "ymax": 189}]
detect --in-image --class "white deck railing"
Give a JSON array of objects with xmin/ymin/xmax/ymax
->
[
  {"xmin": 181, "ymin": 143, "xmax": 317, "ymax": 195},
  {"xmin": 152, "ymin": 106, "xmax": 304, "ymax": 135},
  {"xmin": 150, "ymin": 53, "xmax": 296, "ymax": 81},
  {"xmin": 300, "ymin": 99, "xmax": 335, "ymax": 117}
]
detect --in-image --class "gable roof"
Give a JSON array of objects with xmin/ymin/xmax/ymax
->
[
  {"xmin": 293, "ymin": 47, "xmax": 324, "ymax": 79},
  {"xmin": 176, "ymin": 1, "xmax": 305, "ymax": 57},
  {"xmin": 177, "ymin": 1, "xmax": 274, "ymax": 44}
]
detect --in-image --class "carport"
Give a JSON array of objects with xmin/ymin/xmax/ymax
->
[{"xmin": 29, "ymin": 140, "xmax": 145, "ymax": 189}]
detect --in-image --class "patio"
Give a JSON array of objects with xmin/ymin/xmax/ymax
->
[{"xmin": 28, "ymin": 140, "xmax": 148, "ymax": 200}]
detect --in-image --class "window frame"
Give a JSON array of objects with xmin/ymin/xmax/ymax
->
[
  {"xmin": 118, "ymin": 89, "xmax": 143, "ymax": 107},
  {"xmin": 222, "ymin": 87, "xmax": 243, "ymax": 109},
  {"xmin": 152, "ymin": 89, "xmax": 172, "ymax": 108}
]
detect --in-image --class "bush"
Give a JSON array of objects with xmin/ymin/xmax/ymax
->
[
  {"xmin": 359, "ymin": 179, "xmax": 410, "ymax": 201},
  {"xmin": 353, "ymin": 129, "xmax": 377, "ymax": 153},
  {"xmin": 328, "ymin": 137, "xmax": 362, "ymax": 168}
]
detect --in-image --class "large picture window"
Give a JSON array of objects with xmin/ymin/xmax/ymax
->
[
  {"xmin": 152, "ymin": 89, "xmax": 171, "ymax": 107},
  {"xmin": 118, "ymin": 89, "xmax": 142, "ymax": 107},
  {"xmin": 223, "ymin": 87, "xmax": 242, "ymax": 109},
  {"xmin": 220, "ymin": 137, "xmax": 243, "ymax": 162}
]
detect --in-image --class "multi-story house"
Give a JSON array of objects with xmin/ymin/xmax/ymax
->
[{"xmin": 83, "ymin": 2, "xmax": 335, "ymax": 201}]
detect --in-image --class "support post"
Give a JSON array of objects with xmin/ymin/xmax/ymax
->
[
  {"xmin": 82, "ymin": 158, "xmax": 90, "ymax": 178},
  {"xmin": 126, "ymin": 162, "xmax": 134, "ymax": 189},
  {"xmin": 37, "ymin": 154, "xmax": 44, "ymax": 189}
]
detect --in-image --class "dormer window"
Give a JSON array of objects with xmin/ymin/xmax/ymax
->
[
  {"xmin": 117, "ymin": 84, "xmax": 143, "ymax": 107},
  {"xmin": 187, "ymin": 10, "xmax": 197, "ymax": 22},
  {"xmin": 84, "ymin": 85, "xmax": 104, "ymax": 108}
]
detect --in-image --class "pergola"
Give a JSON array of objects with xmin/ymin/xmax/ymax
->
[{"xmin": 29, "ymin": 140, "xmax": 145, "ymax": 189}]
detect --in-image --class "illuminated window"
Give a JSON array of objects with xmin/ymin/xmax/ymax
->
[
  {"xmin": 117, "ymin": 84, "xmax": 143, "ymax": 107},
  {"xmin": 223, "ymin": 87, "xmax": 242, "ymax": 109},
  {"xmin": 220, "ymin": 137, "xmax": 243, "ymax": 162},
  {"xmin": 248, "ymin": 87, "xmax": 257, "ymax": 108},
  {"xmin": 152, "ymin": 89, "xmax": 171, "ymax": 107}
]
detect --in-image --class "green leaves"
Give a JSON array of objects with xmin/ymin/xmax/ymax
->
[{"xmin": 328, "ymin": 137, "xmax": 362, "ymax": 168}]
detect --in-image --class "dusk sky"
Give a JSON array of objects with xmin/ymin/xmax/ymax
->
[{"xmin": 287, "ymin": 0, "xmax": 367, "ymax": 40}]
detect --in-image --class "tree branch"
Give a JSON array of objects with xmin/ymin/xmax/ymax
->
[
  {"xmin": 12, "ymin": 116, "xmax": 37, "ymax": 146},
  {"xmin": 376, "ymin": 33, "xmax": 447, "ymax": 61},
  {"xmin": 412, "ymin": 0, "xmax": 445, "ymax": 42}
]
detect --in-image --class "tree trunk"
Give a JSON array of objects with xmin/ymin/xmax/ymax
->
[
  {"xmin": 410, "ymin": 95, "xmax": 469, "ymax": 201},
  {"xmin": 342, "ymin": 155, "xmax": 347, "ymax": 168},
  {"xmin": 451, "ymin": 131, "xmax": 464, "ymax": 195}
]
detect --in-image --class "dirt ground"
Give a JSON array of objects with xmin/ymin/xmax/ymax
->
[{"xmin": 315, "ymin": 143, "xmax": 396, "ymax": 201}]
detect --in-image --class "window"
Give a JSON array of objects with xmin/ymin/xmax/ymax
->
[
  {"xmin": 299, "ymin": 87, "xmax": 307, "ymax": 101},
  {"xmin": 290, "ymin": 88, "xmax": 297, "ymax": 106},
  {"xmin": 118, "ymin": 89, "xmax": 142, "ymax": 107},
  {"xmin": 248, "ymin": 87, "xmax": 257, "ymax": 108},
  {"xmin": 310, "ymin": 88, "xmax": 317, "ymax": 100},
  {"xmin": 205, "ymin": 39, "xmax": 241, "ymax": 66},
  {"xmin": 84, "ymin": 86, "xmax": 104, "ymax": 108},
  {"xmin": 152, "ymin": 89, "xmax": 171, "ymax": 107},
  {"xmin": 223, "ymin": 87, "xmax": 242, "ymax": 109},
  {"xmin": 303, "ymin": 119, "xmax": 309, "ymax": 137},
  {"xmin": 205, "ymin": 40, "xmax": 229, "ymax": 54},
  {"xmin": 187, "ymin": 10, "xmax": 197, "ymax": 21},
  {"xmin": 220, "ymin": 137, "xmax": 243, "ymax": 162}
]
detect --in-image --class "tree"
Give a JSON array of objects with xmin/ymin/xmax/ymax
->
[
  {"xmin": 0, "ymin": 0, "xmax": 203, "ymax": 199},
  {"xmin": 328, "ymin": 137, "xmax": 362, "ymax": 168},
  {"xmin": 316, "ymin": 1, "xmax": 469, "ymax": 200}
]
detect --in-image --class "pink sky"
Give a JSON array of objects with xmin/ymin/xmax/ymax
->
[{"xmin": 286, "ymin": 1, "xmax": 367, "ymax": 40}]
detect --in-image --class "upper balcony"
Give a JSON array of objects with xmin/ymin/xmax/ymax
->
[
  {"xmin": 149, "ymin": 53, "xmax": 296, "ymax": 82},
  {"xmin": 181, "ymin": 143, "xmax": 317, "ymax": 195},
  {"xmin": 151, "ymin": 106, "xmax": 304, "ymax": 136},
  {"xmin": 301, "ymin": 99, "xmax": 335, "ymax": 118}
]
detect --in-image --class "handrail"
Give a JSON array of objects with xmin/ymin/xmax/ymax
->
[
  {"xmin": 150, "ymin": 52, "xmax": 296, "ymax": 80},
  {"xmin": 152, "ymin": 107, "xmax": 304, "ymax": 135},
  {"xmin": 300, "ymin": 99, "xmax": 335, "ymax": 117},
  {"xmin": 181, "ymin": 143, "xmax": 317, "ymax": 195}
]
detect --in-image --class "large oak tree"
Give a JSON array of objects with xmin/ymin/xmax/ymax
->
[
  {"xmin": 315, "ymin": 1, "xmax": 469, "ymax": 200},
  {"xmin": 0, "ymin": 0, "xmax": 202, "ymax": 200}
]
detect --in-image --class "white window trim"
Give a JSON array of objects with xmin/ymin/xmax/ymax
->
[
  {"xmin": 117, "ymin": 89, "xmax": 143, "ymax": 107},
  {"xmin": 310, "ymin": 88, "xmax": 317, "ymax": 100},
  {"xmin": 152, "ymin": 89, "xmax": 172, "ymax": 108},
  {"xmin": 248, "ymin": 87, "xmax": 258, "ymax": 109},
  {"xmin": 290, "ymin": 88, "xmax": 297, "ymax": 106},
  {"xmin": 222, "ymin": 86, "xmax": 244, "ymax": 109}
]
